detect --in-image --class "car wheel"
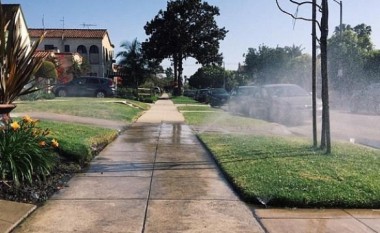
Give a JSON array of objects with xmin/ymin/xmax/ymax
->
[
  {"xmin": 57, "ymin": 89, "xmax": 67, "ymax": 97},
  {"xmin": 95, "ymin": 91, "xmax": 106, "ymax": 98}
]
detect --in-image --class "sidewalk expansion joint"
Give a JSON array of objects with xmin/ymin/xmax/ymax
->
[{"xmin": 141, "ymin": 121, "xmax": 162, "ymax": 233}]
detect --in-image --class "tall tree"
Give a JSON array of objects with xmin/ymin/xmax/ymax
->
[
  {"xmin": 189, "ymin": 65, "xmax": 232, "ymax": 90},
  {"xmin": 243, "ymin": 44, "xmax": 310, "ymax": 87},
  {"xmin": 143, "ymin": 0, "xmax": 227, "ymax": 95},
  {"xmin": 276, "ymin": 0, "xmax": 331, "ymax": 153},
  {"xmin": 117, "ymin": 38, "xmax": 158, "ymax": 88},
  {"xmin": 328, "ymin": 23, "xmax": 374, "ymax": 98}
]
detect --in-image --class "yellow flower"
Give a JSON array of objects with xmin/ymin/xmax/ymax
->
[
  {"xmin": 23, "ymin": 115, "xmax": 33, "ymax": 124},
  {"xmin": 10, "ymin": 122, "xmax": 20, "ymax": 131},
  {"xmin": 39, "ymin": 141, "xmax": 46, "ymax": 147},
  {"xmin": 51, "ymin": 139, "xmax": 59, "ymax": 148}
]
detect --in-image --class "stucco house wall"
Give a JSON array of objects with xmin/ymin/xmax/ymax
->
[{"xmin": 28, "ymin": 29, "xmax": 114, "ymax": 78}]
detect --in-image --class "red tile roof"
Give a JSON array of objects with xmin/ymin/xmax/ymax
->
[{"xmin": 28, "ymin": 28, "xmax": 108, "ymax": 39}]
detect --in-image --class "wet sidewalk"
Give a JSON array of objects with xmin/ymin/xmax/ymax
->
[
  {"xmin": 12, "ymin": 95, "xmax": 264, "ymax": 232},
  {"xmin": 6, "ymin": 94, "xmax": 380, "ymax": 233}
]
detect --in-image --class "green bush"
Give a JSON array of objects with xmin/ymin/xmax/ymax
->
[
  {"xmin": 19, "ymin": 90, "xmax": 55, "ymax": 101},
  {"xmin": 138, "ymin": 95, "xmax": 157, "ymax": 103},
  {"xmin": 0, "ymin": 116, "xmax": 58, "ymax": 186},
  {"xmin": 115, "ymin": 87, "xmax": 137, "ymax": 99}
]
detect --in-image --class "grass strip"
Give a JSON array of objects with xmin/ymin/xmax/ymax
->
[
  {"xmin": 199, "ymin": 133, "xmax": 380, "ymax": 208},
  {"xmin": 171, "ymin": 96, "xmax": 199, "ymax": 104},
  {"xmin": 39, "ymin": 120, "xmax": 118, "ymax": 163},
  {"xmin": 14, "ymin": 98, "xmax": 148, "ymax": 122}
]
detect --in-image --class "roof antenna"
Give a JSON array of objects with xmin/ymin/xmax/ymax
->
[
  {"xmin": 60, "ymin": 16, "xmax": 65, "ymax": 29},
  {"xmin": 42, "ymin": 14, "xmax": 45, "ymax": 29},
  {"xmin": 80, "ymin": 23, "xmax": 97, "ymax": 29}
]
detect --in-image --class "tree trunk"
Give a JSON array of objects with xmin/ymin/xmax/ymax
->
[
  {"xmin": 312, "ymin": 0, "xmax": 318, "ymax": 148},
  {"xmin": 320, "ymin": 0, "xmax": 331, "ymax": 153},
  {"xmin": 177, "ymin": 54, "xmax": 183, "ymax": 95},
  {"xmin": 173, "ymin": 57, "xmax": 178, "ymax": 87}
]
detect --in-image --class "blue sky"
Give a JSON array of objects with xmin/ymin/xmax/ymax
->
[{"xmin": 3, "ymin": 0, "xmax": 380, "ymax": 76}]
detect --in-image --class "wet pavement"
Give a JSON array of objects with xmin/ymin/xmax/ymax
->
[
  {"xmin": 12, "ymin": 96, "xmax": 264, "ymax": 232},
  {"xmin": 4, "ymin": 95, "xmax": 380, "ymax": 233}
]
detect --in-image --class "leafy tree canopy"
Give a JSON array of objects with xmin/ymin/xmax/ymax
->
[
  {"xmin": 117, "ymin": 38, "xmax": 160, "ymax": 87},
  {"xmin": 328, "ymin": 23, "xmax": 376, "ymax": 93},
  {"xmin": 35, "ymin": 61, "xmax": 58, "ymax": 79},
  {"xmin": 188, "ymin": 65, "xmax": 234, "ymax": 90},
  {"xmin": 142, "ymin": 0, "xmax": 228, "ymax": 93},
  {"xmin": 243, "ymin": 44, "xmax": 310, "ymax": 88}
]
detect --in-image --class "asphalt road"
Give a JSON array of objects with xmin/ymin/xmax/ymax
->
[{"xmin": 288, "ymin": 109, "xmax": 380, "ymax": 149}]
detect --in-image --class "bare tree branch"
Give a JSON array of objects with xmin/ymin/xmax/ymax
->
[{"xmin": 275, "ymin": 0, "xmax": 322, "ymax": 30}]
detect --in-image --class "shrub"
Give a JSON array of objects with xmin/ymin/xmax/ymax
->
[
  {"xmin": 115, "ymin": 87, "xmax": 137, "ymax": 99},
  {"xmin": 19, "ymin": 90, "xmax": 56, "ymax": 101},
  {"xmin": 0, "ymin": 116, "xmax": 58, "ymax": 186}
]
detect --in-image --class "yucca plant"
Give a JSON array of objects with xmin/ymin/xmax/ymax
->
[{"xmin": 0, "ymin": 2, "xmax": 46, "ymax": 105}]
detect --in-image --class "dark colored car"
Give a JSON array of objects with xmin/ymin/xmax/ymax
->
[
  {"xmin": 247, "ymin": 84, "xmax": 322, "ymax": 125},
  {"xmin": 207, "ymin": 88, "xmax": 230, "ymax": 107},
  {"xmin": 194, "ymin": 89, "xmax": 209, "ymax": 103},
  {"xmin": 228, "ymin": 85, "xmax": 259, "ymax": 115},
  {"xmin": 183, "ymin": 89, "xmax": 196, "ymax": 98},
  {"xmin": 350, "ymin": 83, "xmax": 380, "ymax": 114},
  {"xmin": 52, "ymin": 77, "xmax": 115, "ymax": 98}
]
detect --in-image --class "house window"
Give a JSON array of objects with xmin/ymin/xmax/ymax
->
[
  {"xmin": 77, "ymin": 45, "xmax": 88, "ymax": 59},
  {"xmin": 64, "ymin": 45, "xmax": 70, "ymax": 52},
  {"xmin": 44, "ymin": 44, "xmax": 55, "ymax": 51},
  {"xmin": 89, "ymin": 45, "xmax": 99, "ymax": 64}
]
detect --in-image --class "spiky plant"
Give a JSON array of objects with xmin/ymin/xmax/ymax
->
[{"xmin": 0, "ymin": 2, "xmax": 46, "ymax": 105}]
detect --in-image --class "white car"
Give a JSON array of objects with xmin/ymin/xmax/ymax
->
[{"xmin": 247, "ymin": 84, "xmax": 322, "ymax": 125}]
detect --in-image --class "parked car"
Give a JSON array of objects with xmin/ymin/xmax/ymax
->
[
  {"xmin": 228, "ymin": 85, "xmax": 259, "ymax": 114},
  {"xmin": 350, "ymin": 83, "xmax": 380, "ymax": 114},
  {"xmin": 52, "ymin": 77, "xmax": 115, "ymax": 98},
  {"xmin": 183, "ymin": 89, "xmax": 196, "ymax": 98},
  {"xmin": 247, "ymin": 84, "xmax": 322, "ymax": 125},
  {"xmin": 207, "ymin": 88, "xmax": 230, "ymax": 107},
  {"xmin": 194, "ymin": 88, "xmax": 209, "ymax": 103}
]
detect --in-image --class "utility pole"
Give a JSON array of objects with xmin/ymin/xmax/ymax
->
[
  {"xmin": 333, "ymin": 0, "xmax": 343, "ymax": 39},
  {"xmin": 312, "ymin": 0, "xmax": 317, "ymax": 147}
]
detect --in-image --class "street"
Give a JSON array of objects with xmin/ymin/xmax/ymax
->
[{"xmin": 288, "ymin": 109, "xmax": 380, "ymax": 148}]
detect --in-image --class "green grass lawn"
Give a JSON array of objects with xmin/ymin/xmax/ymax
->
[
  {"xmin": 39, "ymin": 120, "xmax": 118, "ymax": 163},
  {"xmin": 14, "ymin": 98, "xmax": 149, "ymax": 122},
  {"xmin": 12, "ymin": 97, "xmax": 148, "ymax": 162},
  {"xmin": 171, "ymin": 95, "xmax": 200, "ymax": 104},
  {"xmin": 199, "ymin": 133, "xmax": 380, "ymax": 208},
  {"xmin": 182, "ymin": 111, "xmax": 266, "ymax": 128},
  {"xmin": 177, "ymin": 105, "xmax": 217, "ymax": 112},
  {"xmin": 179, "ymin": 107, "xmax": 380, "ymax": 208}
]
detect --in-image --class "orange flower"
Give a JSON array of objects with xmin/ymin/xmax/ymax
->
[
  {"xmin": 10, "ymin": 122, "xmax": 20, "ymax": 131},
  {"xmin": 39, "ymin": 141, "xmax": 46, "ymax": 147},
  {"xmin": 23, "ymin": 115, "xmax": 33, "ymax": 123},
  {"xmin": 51, "ymin": 139, "xmax": 59, "ymax": 148}
]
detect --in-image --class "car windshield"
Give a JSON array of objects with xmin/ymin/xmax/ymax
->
[
  {"xmin": 265, "ymin": 85, "xmax": 309, "ymax": 97},
  {"xmin": 238, "ymin": 87, "xmax": 256, "ymax": 96},
  {"xmin": 211, "ymin": 88, "xmax": 227, "ymax": 94}
]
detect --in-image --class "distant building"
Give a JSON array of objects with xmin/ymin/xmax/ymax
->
[
  {"xmin": 2, "ymin": 4, "xmax": 30, "ymax": 51},
  {"xmin": 28, "ymin": 28, "xmax": 115, "ymax": 77}
]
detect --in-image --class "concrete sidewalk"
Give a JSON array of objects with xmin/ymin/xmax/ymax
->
[
  {"xmin": 11, "ymin": 94, "xmax": 264, "ymax": 233},
  {"xmin": 3, "ymin": 94, "xmax": 380, "ymax": 233}
]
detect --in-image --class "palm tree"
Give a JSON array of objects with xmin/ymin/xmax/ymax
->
[{"xmin": 116, "ymin": 38, "xmax": 148, "ymax": 88}]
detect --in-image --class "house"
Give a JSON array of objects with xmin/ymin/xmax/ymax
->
[
  {"xmin": 28, "ymin": 28, "xmax": 115, "ymax": 78},
  {"xmin": 2, "ymin": 4, "xmax": 30, "ymax": 50}
]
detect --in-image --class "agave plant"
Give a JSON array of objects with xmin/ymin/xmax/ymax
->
[{"xmin": 0, "ymin": 2, "xmax": 46, "ymax": 105}]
